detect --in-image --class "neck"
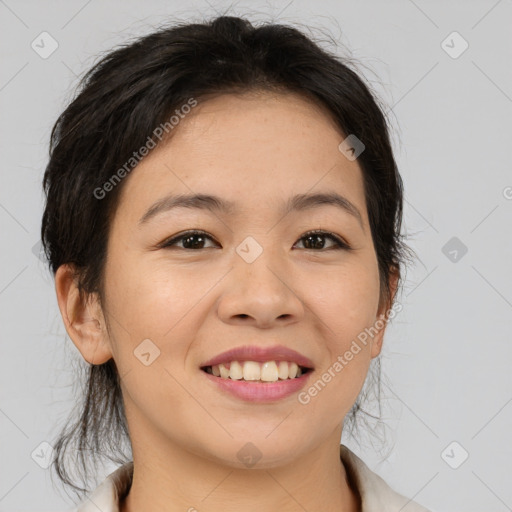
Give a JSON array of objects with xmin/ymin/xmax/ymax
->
[{"xmin": 119, "ymin": 431, "xmax": 360, "ymax": 512}]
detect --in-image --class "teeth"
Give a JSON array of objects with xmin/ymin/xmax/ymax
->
[
  {"xmin": 229, "ymin": 361, "xmax": 243, "ymax": 380},
  {"xmin": 219, "ymin": 363, "xmax": 230, "ymax": 379},
  {"xmin": 288, "ymin": 362, "xmax": 299, "ymax": 379},
  {"xmin": 277, "ymin": 361, "xmax": 288, "ymax": 380},
  {"xmin": 261, "ymin": 361, "xmax": 278, "ymax": 382},
  {"xmin": 243, "ymin": 361, "xmax": 261, "ymax": 381},
  {"xmin": 206, "ymin": 360, "xmax": 307, "ymax": 382}
]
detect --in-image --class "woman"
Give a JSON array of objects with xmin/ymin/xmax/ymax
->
[{"xmin": 42, "ymin": 14, "xmax": 431, "ymax": 512}]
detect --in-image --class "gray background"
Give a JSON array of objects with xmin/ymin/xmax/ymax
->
[{"xmin": 1, "ymin": 1, "xmax": 511, "ymax": 511}]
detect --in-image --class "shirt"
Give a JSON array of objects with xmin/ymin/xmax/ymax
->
[{"xmin": 73, "ymin": 444, "xmax": 432, "ymax": 512}]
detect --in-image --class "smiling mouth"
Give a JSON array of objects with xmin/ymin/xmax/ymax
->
[{"xmin": 201, "ymin": 360, "xmax": 313, "ymax": 382}]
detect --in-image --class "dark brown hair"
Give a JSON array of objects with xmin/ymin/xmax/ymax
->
[{"xmin": 41, "ymin": 14, "xmax": 414, "ymax": 501}]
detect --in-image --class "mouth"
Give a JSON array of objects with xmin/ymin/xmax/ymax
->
[
  {"xmin": 200, "ymin": 344, "xmax": 315, "ymax": 380},
  {"xmin": 200, "ymin": 360, "xmax": 314, "ymax": 402},
  {"xmin": 200, "ymin": 361, "xmax": 314, "ymax": 383}
]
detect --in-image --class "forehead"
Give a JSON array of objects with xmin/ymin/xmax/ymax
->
[{"xmin": 115, "ymin": 91, "xmax": 367, "ymax": 224}]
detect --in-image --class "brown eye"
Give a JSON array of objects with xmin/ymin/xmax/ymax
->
[
  {"xmin": 160, "ymin": 230, "xmax": 218, "ymax": 250},
  {"xmin": 294, "ymin": 230, "xmax": 350, "ymax": 251}
]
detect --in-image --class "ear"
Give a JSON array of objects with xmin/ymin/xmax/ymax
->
[
  {"xmin": 55, "ymin": 264, "xmax": 113, "ymax": 365},
  {"xmin": 370, "ymin": 267, "xmax": 400, "ymax": 359}
]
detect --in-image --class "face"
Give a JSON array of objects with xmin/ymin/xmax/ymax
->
[{"xmin": 67, "ymin": 91, "xmax": 395, "ymax": 468}]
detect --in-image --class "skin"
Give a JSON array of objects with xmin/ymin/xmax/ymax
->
[{"xmin": 55, "ymin": 90, "xmax": 398, "ymax": 512}]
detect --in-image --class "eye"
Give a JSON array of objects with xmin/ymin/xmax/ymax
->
[
  {"xmin": 159, "ymin": 230, "xmax": 219, "ymax": 250},
  {"xmin": 293, "ymin": 230, "xmax": 351, "ymax": 251},
  {"xmin": 159, "ymin": 229, "xmax": 351, "ymax": 251}
]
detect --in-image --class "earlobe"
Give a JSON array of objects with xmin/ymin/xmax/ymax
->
[{"xmin": 54, "ymin": 264, "xmax": 113, "ymax": 365}]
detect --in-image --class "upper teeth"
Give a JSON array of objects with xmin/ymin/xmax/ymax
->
[{"xmin": 207, "ymin": 361, "xmax": 305, "ymax": 381}]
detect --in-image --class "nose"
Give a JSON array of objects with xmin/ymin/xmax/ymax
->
[{"xmin": 216, "ymin": 245, "xmax": 305, "ymax": 329}]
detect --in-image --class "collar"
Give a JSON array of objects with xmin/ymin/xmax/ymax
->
[{"xmin": 75, "ymin": 444, "xmax": 431, "ymax": 512}]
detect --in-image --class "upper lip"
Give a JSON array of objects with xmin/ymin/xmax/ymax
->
[{"xmin": 200, "ymin": 344, "xmax": 315, "ymax": 369}]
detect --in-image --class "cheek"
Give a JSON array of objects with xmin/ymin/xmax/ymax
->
[
  {"xmin": 102, "ymin": 253, "xmax": 226, "ymax": 386},
  {"xmin": 303, "ymin": 256, "xmax": 380, "ymax": 336},
  {"xmin": 102, "ymin": 260, "xmax": 198, "ymax": 413},
  {"xmin": 104, "ymin": 251, "xmax": 208, "ymax": 336},
  {"xmin": 299, "ymin": 259, "xmax": 379, "ymax": 399}
]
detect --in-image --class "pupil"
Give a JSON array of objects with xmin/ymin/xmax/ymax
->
[
  {"xmin": 305, "ymin": 234, "xmax": 324, "ymax": 249},
  {"xmin": 184, "ymin": 234, "xmax": 204, "ymax": 249}
]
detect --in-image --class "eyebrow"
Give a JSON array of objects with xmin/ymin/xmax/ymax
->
[{"xmin": 138, "ymin": 192, "xmax": 364, "ymax": 230}]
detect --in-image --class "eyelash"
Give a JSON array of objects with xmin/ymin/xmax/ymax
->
[{"xmin": 159, "ymin": 229, "xmax": 351, "ymax": 251}]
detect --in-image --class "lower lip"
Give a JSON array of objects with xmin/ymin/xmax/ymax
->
[{"xmin": 201, "ymin": 369, "xmax": 313, "ymax": 402}]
